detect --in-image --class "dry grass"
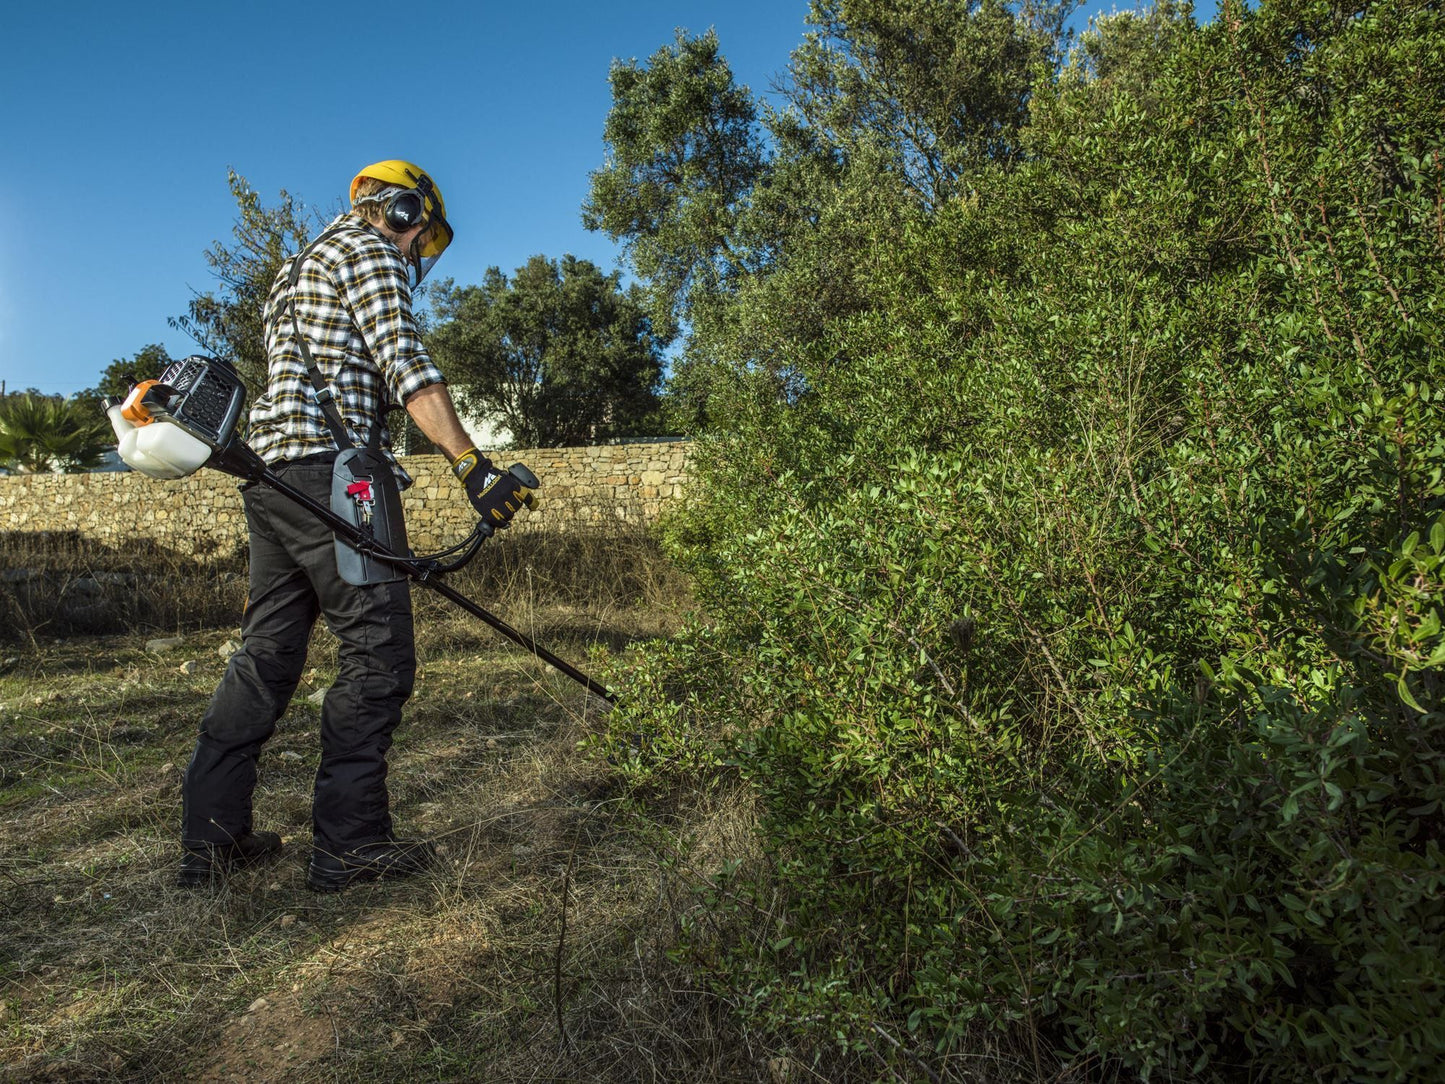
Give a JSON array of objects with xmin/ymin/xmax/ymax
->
[
  {"xmin": 0, "ymin": 507, "xmax": 690, "ymax": 646},
  {"xmin": 0, "ymin": 524, "xmax": 779, "ymax": 1082},
  {"xmin": 0, "ymin": 531, "xmax": 248, "ymax": 645}
]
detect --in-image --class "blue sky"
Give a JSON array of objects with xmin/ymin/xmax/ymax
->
[{"xmin": 0, "ymin": 0, "xmax": 1216, "ymax": 397}]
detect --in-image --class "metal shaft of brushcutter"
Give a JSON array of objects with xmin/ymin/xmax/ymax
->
[
  {"xmin": 120, "ymin": 358, "xmax": 613, "ymax": 704},
  {"xmin": 254, "ymin": 463, "xmax": 616, "ymax": 704}
]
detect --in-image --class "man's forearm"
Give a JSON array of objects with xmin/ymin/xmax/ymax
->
[{"xmin": 404, "ymin": 383, "xmax": 476, "ymax": 461}]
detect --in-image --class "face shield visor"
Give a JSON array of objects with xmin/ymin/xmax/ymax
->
[{"xmin": 408, "ymin": 211, "xmax": 453, "ymax": 288}]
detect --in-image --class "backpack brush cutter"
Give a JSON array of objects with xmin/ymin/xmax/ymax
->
[{"xmin": 105, "ymin": 355, "xmax": 615, "ymax": 704}]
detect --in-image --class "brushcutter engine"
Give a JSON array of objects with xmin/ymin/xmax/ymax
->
[
  {"xmin": 150, "ymin": 356, "xmax": 248, "ymax": 450},
  {"xmin": 106, "ymin": 356, "xmax": 256, "ymax": 480}
]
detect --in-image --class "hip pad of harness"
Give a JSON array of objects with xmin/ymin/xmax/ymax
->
[{"xmin": 330, "ymin": 448, "xmax": 409, "ymax": 585}]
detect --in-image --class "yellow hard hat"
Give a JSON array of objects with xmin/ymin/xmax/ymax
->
[{"xmin": 350, "ymin": 160, "xmax": 453, "ymax": 278}]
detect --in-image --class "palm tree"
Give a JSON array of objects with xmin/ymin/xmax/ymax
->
[{"xmin": 0, "ymin": 394, "xmax": 112, "ymax": 474}]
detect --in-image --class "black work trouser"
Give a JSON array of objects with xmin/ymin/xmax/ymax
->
[{"xmin": 181, "ymin": 454, "xmax": 416, "ymax": 857}]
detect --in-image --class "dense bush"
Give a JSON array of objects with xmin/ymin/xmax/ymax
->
[{"xmin": 600, "ymin": 0, "xmax": 1445, "ymax": 1078}]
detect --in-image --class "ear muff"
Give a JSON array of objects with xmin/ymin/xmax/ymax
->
[
  {"xmin": 382, "ymin": 173, "xmax": 438, "ymax": 233},
  {"xmin": 383, "ymin": 188, "xmax": 426, "ymax": 232}
]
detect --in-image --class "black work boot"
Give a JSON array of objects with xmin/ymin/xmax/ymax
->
[
  {"xmin": 307, "ymin": 837, "xmax": 437, "ymax": 892},
  {"xmin": 176, "ymin": 831, "xmax": 284, "ymax": 888}
]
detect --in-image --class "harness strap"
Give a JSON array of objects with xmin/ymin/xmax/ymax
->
[{"xmin": 286, "ymin": 226, "xmax": 381, "ymax": 453}]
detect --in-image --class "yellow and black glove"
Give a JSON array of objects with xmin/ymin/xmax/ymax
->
[{"xmin": 451, "ymin": 447, "xmax": 536, "ymax": 531}]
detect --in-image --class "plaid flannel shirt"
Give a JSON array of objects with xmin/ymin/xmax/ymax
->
[{"xmin": 247, "ymin": 213, "xmax": 445, "ymax": 488}]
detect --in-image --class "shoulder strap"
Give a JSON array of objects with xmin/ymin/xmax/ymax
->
[{"xmin": 287, "ymin": 226, "xmax": 356, "ymax": 451}]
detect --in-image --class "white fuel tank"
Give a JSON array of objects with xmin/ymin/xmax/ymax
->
[{"xmin": 107, "ymin": 402, "xmax": 211, "ymax": 479}]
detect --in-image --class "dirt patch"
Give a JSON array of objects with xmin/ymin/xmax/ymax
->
[
  {"xmin": 194, "ymin": 990, "xmax": 338, "ymax": 1083},
  {"xmin": 192, "ymin": 908, "xmax": 497, "ymax": 1082}
]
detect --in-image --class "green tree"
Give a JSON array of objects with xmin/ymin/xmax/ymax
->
[
  {"xmin": 583, "ymin": 29, "xmax": 767, "ymax": 333},
  {"xmin": 585, "ymin": 5, "xmax": 1075, "ymax": 434},
  {"xmin": 428, "ymin": 255, "xmax": 667, "ymax": 448},
  {"xmin": 785, "ymin": 0, "xmax": 1076, "ymax": 205},
  {"xmin": 91, "ymin": 343, "xmax": 173, "ymax": 399},
  {"xmin": 171, "ymin": 171, "xmax": 324, "ymax": 395},
  {"xmin": 1047, "ymin": 0, "xmax": 1196, "ymax": 119},
  {"xmin": 75, "ymin": 343, "xmax": 174, "ymax": 416},
  {"xmin": 0, "ymin": 394, "xmax": 112, "ymax": 474}
]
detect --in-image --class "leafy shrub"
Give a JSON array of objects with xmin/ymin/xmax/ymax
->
[{"xmin": 601, "ymin": 0, "xmax": 1445, "ymax": 1078}]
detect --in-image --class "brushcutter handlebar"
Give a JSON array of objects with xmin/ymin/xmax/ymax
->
[
  {"xmin": 470, "ymin": 463, "xmax": 541, "ymax": 540},
  {"xmin": 452, "ymin": 450, "xmax": 539, "ymax": 533},
  {"xmin": 509, "ymin": 464, "xmax": 540, "ymax": 490}
]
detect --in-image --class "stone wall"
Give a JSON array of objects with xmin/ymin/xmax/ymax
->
[{"xmin": 0, "ymin": 442, "xmax": 689, "ymax": 556}]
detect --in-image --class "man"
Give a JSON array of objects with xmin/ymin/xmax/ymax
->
[{"xmin": 179, "ymin": 159, "xmax": 531, "ymax": 891}]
